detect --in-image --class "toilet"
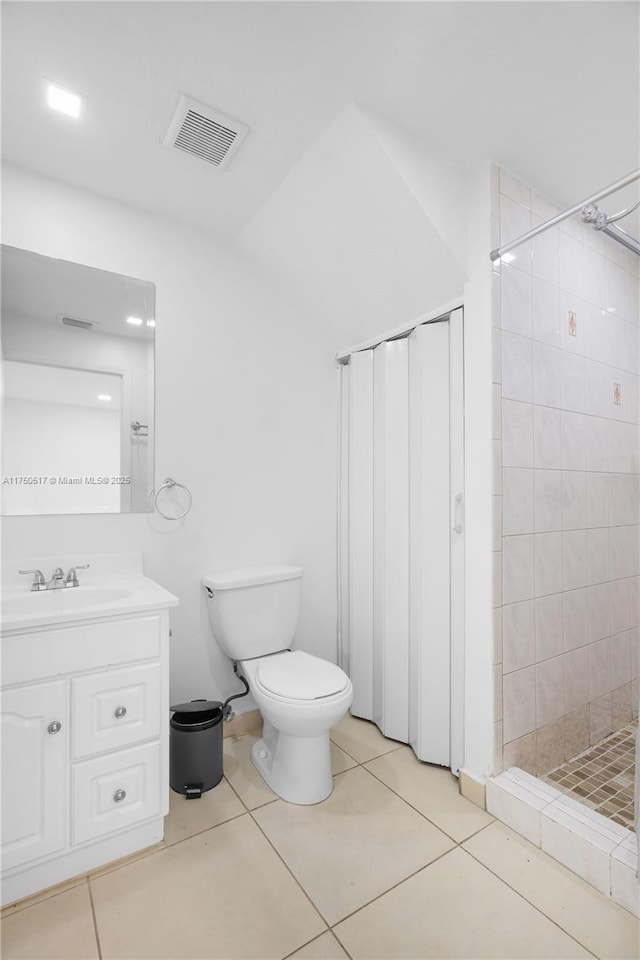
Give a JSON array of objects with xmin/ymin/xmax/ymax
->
[{"xmin": 202, "ymin": 565, "xmax": 353, "ymax": 804}]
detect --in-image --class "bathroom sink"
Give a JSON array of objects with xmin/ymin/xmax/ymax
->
[
  {"xmin": 2, "ymin": 587, "xmax": 132, "ymax": 617},
  {"xmin": 1, "ymin": 574, "xmax": 178, "ymax": 632}
]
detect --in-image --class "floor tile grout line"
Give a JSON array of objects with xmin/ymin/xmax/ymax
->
[
  {"xmin": 0, "ymin": 743, "xmax": 413, "ymax": 919},
  {"xmin": 331, "ymin": 736, "xmax": 406, "ymax": 767},
  {"xmin": 362, "ymin": 759, "xmax": 491, "ymax": 846},
  {"xmin": 233, "ymin": 729, "xmax": 501, "ymax": 943},
  {"xmin": 326, "ymin": 926, "xmax": 355, "ymax": 960},
  {"xmin": 227, "ymin": 735, "xmax": 361, "ymax": 959},
  {"xmin": 280, "ymin": 930, "xmax": 354, "ymax": 960},
  {"xmin": 86, "ymin": 876, "xmax": 103, "ymax": 960},
  {"xmin": 460, "ymin": 817, "xmax": 499, "ymax": 844},
  {"xmin": 240, "ymin": 735, "xmax": 434, "ymax": 935},
  {"xmin": 82, "ymin": 840, "xmax": 164, "ymax": 884},
  {"xmin": 329, "ymin": 736, "xmax": 361, "ymax": 765},
  {"xmin": 326, "ymin": 845, "xmax": 462, "ymax": 930},
  {"xmin": 162, "ymin": 806, "xmax": 249, "ymax": 850},
  {"xmin": 248, "ymin": 807, "xmax": 334, "ymax": 929},
  {"xmin": 0, "ymin": 876, "xmax": 88, "ymax": 918},
  {"xmin": 87, "ymin": 739, "xmax": 375, "ymax": 901},
  {"xmin": 461, "ymin": 846, "xmax": 602, "ymax": 959},
  {"xmin": 68, "ymin": 788, "xmax": 250, "ymax": 889}
]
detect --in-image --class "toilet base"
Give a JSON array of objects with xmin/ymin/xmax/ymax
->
[{"xmin": 251, "ymin": 724, "xmax": 333, "ymax": 805}]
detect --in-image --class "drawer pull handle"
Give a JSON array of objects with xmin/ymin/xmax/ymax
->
[
  {"xmin": 47, "ymin": 720, "xmax": 62, "ymax": 735},
  {"xmin": 114, "ymin": 706, "xmax": 127, "ymax": 720},
  {"xmin": 113, "ymin": 789, "xmax": 127, "ymax": 803}
]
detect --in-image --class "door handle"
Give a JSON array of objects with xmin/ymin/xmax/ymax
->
[{"xmin": 452, "ymin": 493, "xmax": 463, "ymax": 534}]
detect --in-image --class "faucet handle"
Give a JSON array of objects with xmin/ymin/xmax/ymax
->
[
  {"xmin": 65, "ymin": 563, "xmax": 90, "ymax": 587},
  {"xmin": 19, "ymin": 569, "xmax": 46, "ymax": 591}
]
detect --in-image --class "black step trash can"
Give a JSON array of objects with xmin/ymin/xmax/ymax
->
[{"xmin": 170, "ymin": 699, "xmax": 223, "ymax": 798}]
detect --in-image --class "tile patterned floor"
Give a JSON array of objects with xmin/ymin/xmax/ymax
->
[
  {"xmin": 2, "ymin": 713, "xmax": 638, "ymax": 959},
  {"xmin": 543, "ymin": 721, "xmax": 637, "ymax": 832}
]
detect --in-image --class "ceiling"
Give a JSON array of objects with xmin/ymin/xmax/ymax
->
[{"xmin": 2, "ymin": 2, "xmax": 638, "ymax": 240}]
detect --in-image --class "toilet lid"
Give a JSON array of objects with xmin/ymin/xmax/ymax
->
[{"xmin": 256, "ymin": 651, "xmax": 348, "ymax": 700}]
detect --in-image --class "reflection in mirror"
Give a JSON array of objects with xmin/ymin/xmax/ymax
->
[{"xmin": 1, "ymin": 246, "xmax": 155, "ymax": 515}]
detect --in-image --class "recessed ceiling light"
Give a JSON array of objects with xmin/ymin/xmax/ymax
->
[
  {"xmin": 126, "ymin": 316, "xmax": 143, "ymax": 326},
  {"xmin": 97, "ymin": 394, "xmax": 112, "ymax": 401},
  {"xmin": 146, "ymin": 319, "xmax": 156, "ymax": 328},
  {"xmin": 46, "ymin": 82, "xmax": 83, "ymax": 119}
]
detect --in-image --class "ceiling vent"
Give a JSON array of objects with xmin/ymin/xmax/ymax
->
[
  {"xmin": 58, "ymin": 314, "xmax": 95, "ymax": 330},
  {"xmin": 164, "ymin": 96, "xmax": 249, "ymax": 170}
]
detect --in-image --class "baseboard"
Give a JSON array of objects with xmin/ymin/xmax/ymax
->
[
  {"xmin": 2, "ymin": 819, "xmax": 163, "ymax": 908},
  {"xmin": 223, "ymin": 708, "xmax": 262, "ymax": 738},
  {"xmin": 458, "ymin": 768, "xmax": 487, "ymax": 809}
]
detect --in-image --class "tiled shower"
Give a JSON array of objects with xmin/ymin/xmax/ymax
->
[{"xmin": 491, "ymin": 165, "xmax": 640, "ymax": 817}]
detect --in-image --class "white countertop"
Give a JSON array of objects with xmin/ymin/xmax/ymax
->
[
  {"xmin": 1, "ymin": 576, "xmax": 178, "ymax": 633},
  {"xmin": 1, "ymin": 553, "xmax": 178, "ymax": 633}
]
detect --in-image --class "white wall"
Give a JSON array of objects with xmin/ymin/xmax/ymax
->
[
  {"xmin": 461, "ymin": 161, "xmax": 495, "ymax": 781},
  {"xmin": 1, "ymin": 163, "xmax": 341, "ymax": 708}
]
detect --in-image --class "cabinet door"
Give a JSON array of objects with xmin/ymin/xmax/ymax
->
[{"xmin": 1, "ymin": 680, "xmax": 67, "ymax": 871}]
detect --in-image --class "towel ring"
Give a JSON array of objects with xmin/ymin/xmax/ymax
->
[{"xmin": 154, "ymin": 477, "xmax": 192, "ymax": 521}]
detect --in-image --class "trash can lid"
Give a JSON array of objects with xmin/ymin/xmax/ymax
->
[{"xmin": 170, "ymin": 699, "xmax": 223, "ymax": 713}]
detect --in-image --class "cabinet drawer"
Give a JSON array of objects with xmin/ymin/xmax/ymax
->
[
  {"xmin": 2, "ymin": 615, "xmax": 162, "ymax": 688},
  {"xmin": 71, "ymin": 663, "xmax": 162, "ymax": 759},
  {"xmin": 71, "ymin": 741, "xmax": 161, "ymax": 845}
]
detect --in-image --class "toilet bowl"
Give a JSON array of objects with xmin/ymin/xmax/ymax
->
[
  {"xmin": 241, "ymin": 651, "xmax": 353, "ymax": 803},
  {"xmin": 202, "ymin": 565, "xmax": 353, "ymax": 804}
]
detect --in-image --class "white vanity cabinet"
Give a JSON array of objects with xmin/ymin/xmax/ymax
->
[{"xmin": 1, "ymin": 606, "xmax": 172, "ymax": 907}]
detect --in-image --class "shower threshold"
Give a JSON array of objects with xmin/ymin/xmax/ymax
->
[
  {"xmin": 487, "ymin": 739, "xmax": 638, "ymax": 916},
  {"xmin": 542, "ymin": 721, "xmax": 636, "ymax": 833}
]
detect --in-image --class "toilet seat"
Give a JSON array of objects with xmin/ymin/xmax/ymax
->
[{"xmin": 254, "ymin": 651, "xmax": 349, "ymax": 702}]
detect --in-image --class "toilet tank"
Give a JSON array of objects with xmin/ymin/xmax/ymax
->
[{"xmin": 202, "ymin": 565, "xmax": 303, "ymax": 661}]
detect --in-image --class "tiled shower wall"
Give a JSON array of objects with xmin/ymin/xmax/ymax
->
[{"xmin": 492, "ymin": 165, "xmax": 640, "ymax": 777}]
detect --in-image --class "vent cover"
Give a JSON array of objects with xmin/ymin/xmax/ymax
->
[
  {"xmin": 164, "ymin": 96, "xmax": 249, "ymax": 170},
  {"xmin": 58, "ymin": 314, "xmax": 95, "ymax": 330}
]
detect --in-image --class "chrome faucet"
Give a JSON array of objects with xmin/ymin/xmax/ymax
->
[
  {"xmin": 18, "ymin": 563, "xmax": 90, "ymax": 591},
  {"xmin": 46, "ymin": 567, "xmax": 66, "ymax": 590}
]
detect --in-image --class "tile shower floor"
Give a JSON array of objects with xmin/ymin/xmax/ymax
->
[
  {"xmin": 543, "ymin": 721, "xmax": 637, "ymax": 832},
  {"xmin": 2, "ymin": 714, "xmax": 638, "ymax": 960}
]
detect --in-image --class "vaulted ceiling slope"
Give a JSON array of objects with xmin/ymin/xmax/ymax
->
[
  {"xmin": 1, "ymin": 2, "xmax": 638, "ymax": 240},
  {"xmin": 241, "ymin": 105, "xmax": 469, "ymax": 346}
]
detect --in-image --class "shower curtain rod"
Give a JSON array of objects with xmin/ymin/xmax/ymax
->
[
  {"xmin": 490, "ymin": 168, "xmax": 640, "ymax": 262},
  {"xmin": 601, "ymin": 221, "xmax": 640, "ymax": 256}
]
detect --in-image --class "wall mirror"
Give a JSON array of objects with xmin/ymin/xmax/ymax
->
[{"xmin": 1, "ymin": 245, "xmax": 155, "ymax": 515}]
